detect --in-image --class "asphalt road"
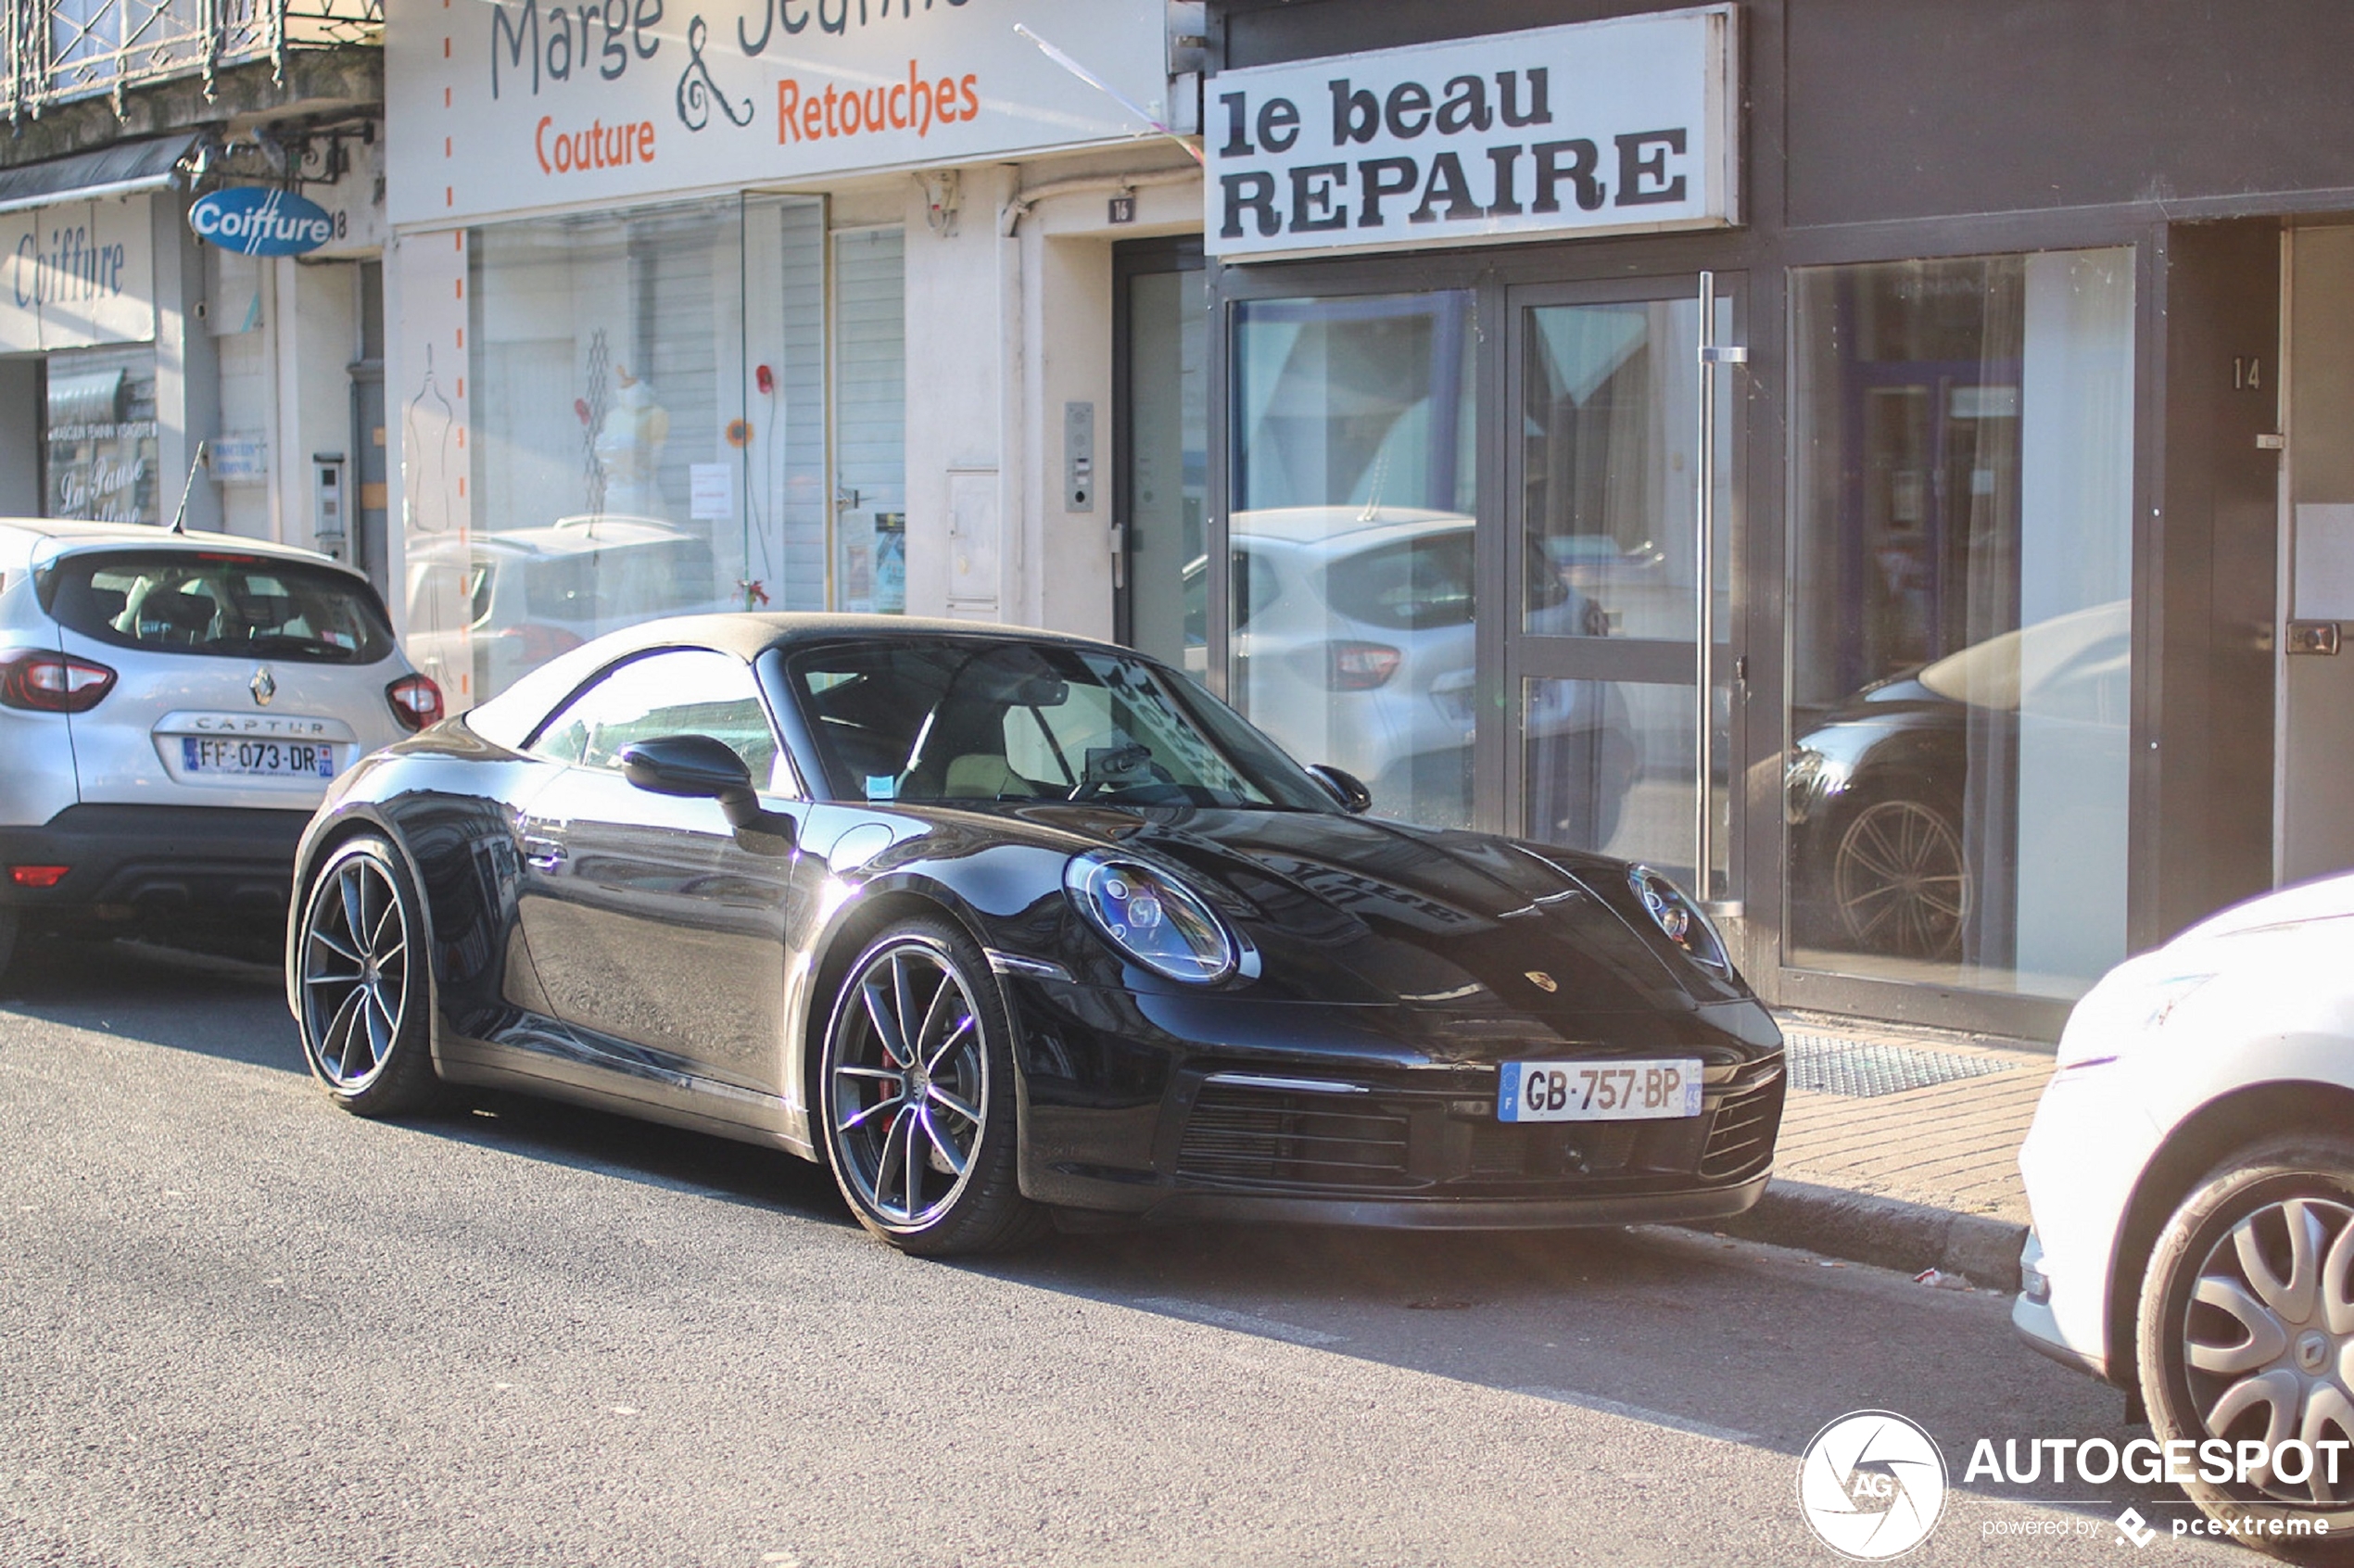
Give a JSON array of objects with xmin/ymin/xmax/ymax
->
[{"xmin": 0, "ymin": 938, "xmax": 2252, "ymax": 1567}]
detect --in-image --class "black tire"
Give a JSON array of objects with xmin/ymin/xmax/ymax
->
[
  {"xmin": 291, "ymin": 835, "xmax": 439, "ymax": 1117},
  {"xmin": 0, "ymin": 908, "xmax": 17, "ymax": 987},
  {"xmin": 817, "ymin": 915, "xmax": 1045, "ymax": 1257},
  {"xmin": 2136, "ymin": 1133, "xmax": 2354, "ymax": 1564}
]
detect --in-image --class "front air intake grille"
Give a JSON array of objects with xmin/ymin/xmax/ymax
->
[
  {"xmin": 1698, "ymin": 1069, "xmax": 1785, "ymax": 1181},
  {"xmin": 1177, "ymin": 1086, "xmax": 1414, "ymax": 1190}
]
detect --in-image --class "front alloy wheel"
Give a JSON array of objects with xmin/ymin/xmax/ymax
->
[
  {"xmin": 2139, "ymin": 1134, "xmax": 2354, "ymax": 1562},
  {"xmin": 295, "ymin": 836, "xmax": 438, "ymax": 1115},
  {"xmin": 1832, "ymin": 797, "xmax": 1968, "ymax": 961},
  {"xmin": 820, "ymin": 918, "xmax": 1041, "ymax": 1256}
]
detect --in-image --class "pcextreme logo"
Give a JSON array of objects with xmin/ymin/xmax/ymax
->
[{"xmin": 1798, "ymin": 1410, "xmax": 1949, "ymax": 1560}]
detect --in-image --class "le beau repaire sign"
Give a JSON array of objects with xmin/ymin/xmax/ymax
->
[{"xmin": 1206, "ymin": 6, "xmax": 1737, "ymax": 261}]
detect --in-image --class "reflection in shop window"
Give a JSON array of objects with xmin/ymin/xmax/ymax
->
[
  {"xmin": 412, "ymin": 196, "xmax": 831, "ymax": 705},
  {"xmin": 1229, "ymin": 291, "xmax": 1477, "ymax": 828},
  {"xmin": 1788, "ymin": 248, "xmax": 2134, "ymax": 999},
  {"xmin": 44, "ymin": 346, "xmax": 158, "ymax": 525}
]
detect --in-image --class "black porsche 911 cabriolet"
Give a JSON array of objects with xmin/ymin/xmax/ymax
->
[{"xmin": 286, "ymin": 615, "xmax": 1785, "ymax": 1255}]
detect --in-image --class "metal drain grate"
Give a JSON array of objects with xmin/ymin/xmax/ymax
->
[{"xmin": 1783, "ymin": 1032, "xmax": 2015, "ymax": 1098}]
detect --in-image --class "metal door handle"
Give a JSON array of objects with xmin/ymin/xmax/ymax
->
[
  {"xmin": 1693, "ymin": 272, "xmax": 1743, "ymax": 917},
  {"xmin": 2288, "ymin": 620, "xmax": 2342, "ymax": 656},
  {"xmin": 523, "ymin": 835, "xmax": 566, "ymax": 870}
]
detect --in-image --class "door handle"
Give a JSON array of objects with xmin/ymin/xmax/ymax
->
[
  {"xmin": 1693, "ymin": 272, "xmax": 1743, "ymax": 918},
  {"xmin": 523, "ymin": 834, "xmax": 566, "ymax": 870}
]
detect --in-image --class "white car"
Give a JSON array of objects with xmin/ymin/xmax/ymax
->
[
  {"xmin": 2016, "ymin": 874, "xmax": 2354, "ymax": 1553},
  {"xmin": 0, "ymin": 520, "xmax": 438, "ymax": 979},
  {"xmin": 403, "ymin": 516, "xmax": 720, "ymax": 702},
  {"xmin": 1197, "ymin": 508, "xmax": 1635, "ymax": 837}
]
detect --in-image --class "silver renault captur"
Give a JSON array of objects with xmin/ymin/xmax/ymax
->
[{"xmin": 0, "ymin": 520, "xmax": 439, "ymax": 980}]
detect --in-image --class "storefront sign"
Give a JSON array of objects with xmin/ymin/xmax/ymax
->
[
  {"xmin": 188, "ymin": 187, "xmax": 338, "ymax": 257},
  {"xmin": 1205, "ymin": 6, "xmax": 1736, "ymax": 261},
  {"xmin": 386, "ymin": 0, "xmax": 1168, "ymax": 227},
  {"xmin": 0, "ymin": 196, "xmax": 156, "ymax": 351}
]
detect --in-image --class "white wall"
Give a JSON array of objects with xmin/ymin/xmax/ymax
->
[
  {"xmin": 209, "ymin": 246, "xmax": 273, "ymax": 538},
  {"xmin": 901, "ymin": 164, "xmax": 1019, "ymax": 624},
  {"xmin": 899, "ymin": 158, "xmax": 1197, "ymax": 636},
  {"xmin": 277, "ymin": 259, "xmax": 361, "ymax": 557}
]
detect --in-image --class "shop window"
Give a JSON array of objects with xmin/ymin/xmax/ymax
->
[
  {"xmin": 44, "ymin": 345, "xmax": 158, "ymax": 525},
  {"xmin": 423, "ymin": 196, "xmax": 829, "ymax": 705},
  {"xmin": 1788, "ymin": 248, "xmax": 2135, "ymax": 999},
  {"xmin": 1229, "ymin": 291, "xmax": 1477, "ymax": 827}
]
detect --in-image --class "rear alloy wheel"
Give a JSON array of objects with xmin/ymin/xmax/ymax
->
[
  {"xmin": 819, "ymin": 918, "xmax": 1042, "ymax": 1256},
  {"xmin": 1832, "ymin": 797, "xmax": 1969, "ymax": 960},
  {"xmin": 2137, "ymin": 1134, "xmax": 2354, "ymax": 1563},
  {"xmin": 295, "ymin": 836, "xmax": 438, "ymax": 1116}
]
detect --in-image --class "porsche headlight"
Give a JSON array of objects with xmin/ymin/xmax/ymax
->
[
  {"xmin": 1065, "ymin": 855, "xmax": 1237, "ymax": 983},
  {"xmin": 1628, "ymin": 865, "xmax": 1730, "ymax": 975}
]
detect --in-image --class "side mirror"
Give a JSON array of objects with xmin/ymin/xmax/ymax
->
[
  {"xmin": 619, "ymin": 734, "xmax": 776, "ymax": 835},
  {"xmin": 1307, "ymin": 763, "xmax": 1373, "ymax": 815}
]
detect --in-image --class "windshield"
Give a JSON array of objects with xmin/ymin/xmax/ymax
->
[
  {"xmin": 42, "ymin": 550, "xmax": 396, "ymax": 664},
  {"xmin": 787, "ymin": 639, "xmax": 1335, "ymax": 811}
]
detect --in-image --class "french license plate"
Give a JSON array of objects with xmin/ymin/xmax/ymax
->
[
  {"xmin": 181, "ymin": 736, "xmax": 335, "ymax": 779},
  {"xmin": 1499, "ymin": 1058, "xmax": 1703, "ymax": 1122}
]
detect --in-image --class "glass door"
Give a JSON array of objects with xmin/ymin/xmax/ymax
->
[
  {"xmin": 1507, "ymin": 277, "xmax": 1739, "ymax": 904},
  {"xmin": 1114, "ymin": 239, "xmax": 1207, "ymax": 675}
]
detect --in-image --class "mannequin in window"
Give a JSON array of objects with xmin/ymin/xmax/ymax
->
[{"xmin": 593, "ymin": 364, "xmax": 671, "ymax": 519}]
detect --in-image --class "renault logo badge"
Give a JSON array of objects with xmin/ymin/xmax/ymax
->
[
  {"xmin": 1525, "ymin": 970, "xmax": 1558, "ymax": 993},
  {"xmin": 250, "ymin": 665, "xmax": 276, "ymax": 707}
]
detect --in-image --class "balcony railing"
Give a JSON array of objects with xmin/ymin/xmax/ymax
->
[{"xmin": 3, "ymin": 0, "xmax": 382, "ymax": 120}]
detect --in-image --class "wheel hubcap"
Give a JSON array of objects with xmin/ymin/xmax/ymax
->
[
  {"xmin": 1833, "ymin": 800, "xmax": 1969, "ymax": 960},
  {"xmin": 2181, "ymin": 1195, "xmax": 2354, "ymax": 1503},
  {"xmin": 298, "ymin": 854, "xmax": 408, "ymax": 1092},
  {"xmin": 828, "ymin": 942, "xmax": 986, "ymax": 1229}
]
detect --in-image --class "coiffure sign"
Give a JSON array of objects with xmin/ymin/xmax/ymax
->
[
  {"xmin": 386, "ymin": 0, "xmax": 1167, "ymax": 227},
  {"xmin": 1206, "ymin": 6, "xmax": 1736, "ymax": 261},
  {"xmin": 188, "ymin": 188, "xmax": 337, "ymax": 257},
  {"xmin": 0, "ymin": 196, "xmax": 155, "ymax": 352}
]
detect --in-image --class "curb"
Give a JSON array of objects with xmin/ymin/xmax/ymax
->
[{"xmin": 1695, "ymin": 1178, "xmax": 2028, "ymax": 1293}]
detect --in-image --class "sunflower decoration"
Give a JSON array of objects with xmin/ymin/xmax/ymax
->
[{"xmin": 726, "ymin": 419, "xmax": 753, "ymax": 449}]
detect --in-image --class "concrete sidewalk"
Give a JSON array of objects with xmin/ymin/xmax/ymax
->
[{"xmin": 1708, "ymin": 1013, "xmax": 2055, "ymax": 1291}]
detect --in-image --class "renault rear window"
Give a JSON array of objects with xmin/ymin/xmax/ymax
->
[{"xmin": 40, "ymin": 550, "xmax": 397, "ymax": 664}]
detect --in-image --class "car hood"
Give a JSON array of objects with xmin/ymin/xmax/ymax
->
[
  {"xmin": 940, "ymin": 803, "xmax": 1758, "ymax": 1023},
  {"xmin": 2172, "ymin": 869, "xmax": 2354, "ymax": 947}
]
